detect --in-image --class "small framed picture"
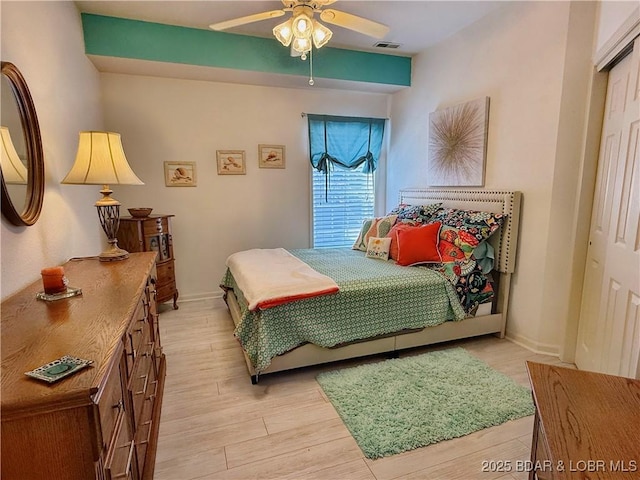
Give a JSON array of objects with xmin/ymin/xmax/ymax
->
[
  {"xmin": 217, "ymin": 150, "xmax": 246, "ymax": 175},
  {"xmin": 165, "ymin": 161, "xmax": 197, "ymax": 187},
  {"xmin": 258, "ymin": 144, "xmax": 285, "ymax": 169}
]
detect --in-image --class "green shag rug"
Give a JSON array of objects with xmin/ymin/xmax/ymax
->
[{"xmin": 316, "ymin": 347, "xmax": 534, "ymax": 459}]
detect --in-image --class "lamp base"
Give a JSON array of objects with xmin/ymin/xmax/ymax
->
[
  {"xmin": 99, "ymin": 244, "xmax": 130, "ymax": 262},
  {"xmin": 96, "ymin": 201, "xmax": 129, "ymax": 261}
]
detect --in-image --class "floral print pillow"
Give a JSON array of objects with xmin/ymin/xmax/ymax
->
[
  {"xmin": 430, "ymin": 208, "xmax": 506, "ymax": 258},
  {"xmin": 427, "ymin": 256, "xmax": 494, "ymax": 315},
  {"xmin": 388, "ymin": 203, "xmax": 442, "ymax": 224}
]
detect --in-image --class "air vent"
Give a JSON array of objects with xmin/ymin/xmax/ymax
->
[{"xmin": 374, "ymin": 41, "xmax": 401, "ymax": 49}]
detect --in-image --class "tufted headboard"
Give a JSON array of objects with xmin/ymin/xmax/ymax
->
[{"xmin": 399, "ymin": 188, "xmax": 522, "ymax": 274}]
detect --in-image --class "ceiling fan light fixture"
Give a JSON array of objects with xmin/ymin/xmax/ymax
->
[
  {"xmin": 311, "ymin": 20, "xmax": 332, "ymax": 49},
  {"xmin": 273, "ymin": 18, "xmax": 294, "ymax": 47}
]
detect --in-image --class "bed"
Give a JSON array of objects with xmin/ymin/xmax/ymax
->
[{"xmin": 221, "ymin": 188, "xmax": 522, "ymax": 383}]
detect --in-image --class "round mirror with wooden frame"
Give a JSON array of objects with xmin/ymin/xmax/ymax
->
[{"xmin": 1, "ymin": 61, "xmax": 44, "ymax": 226}]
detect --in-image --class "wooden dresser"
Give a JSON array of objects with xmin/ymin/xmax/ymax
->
[
  {"xmin": 526, "ymin": 362, "xmax": 640, "ymax": 480},
  {"xmin": 118, "ymin": 214, "xmax": 179, "ymax": 309},
  {"xmin": 1, "ymin": 253, "xmax": 166, "ymax": 480}
]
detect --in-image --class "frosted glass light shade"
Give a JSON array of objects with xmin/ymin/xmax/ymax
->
[
  {"xmin": 292, "ymin": 37, "xmax": 312, "ymax": 54},
  {"xmin": 273, "ymin": 18, "xmax": 293, "ymax": 47},
  {"xmin": 292, "ymin": 13, "xmax": 312, "ymax": 39},
  {"xmin": 312, "ymin": 20, "xmax": 332, "ymax": 49}
]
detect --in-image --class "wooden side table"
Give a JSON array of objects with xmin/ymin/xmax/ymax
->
[
  {"xmin": 526, "ymin": 362, "xmax": 640, "ymax": 479},
  {"xmin": 118, "ymin": 214, "xmax": 179, "ymax": 309}
]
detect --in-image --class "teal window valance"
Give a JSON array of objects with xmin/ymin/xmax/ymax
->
[{"xmin": 307, "ymin": 114, "xmax": 386, "ymax": 175}]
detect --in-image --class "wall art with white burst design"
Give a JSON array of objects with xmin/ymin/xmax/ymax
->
[{"xmin": 428, "ymin": 97, "xmax": 489, "ymax": 186}]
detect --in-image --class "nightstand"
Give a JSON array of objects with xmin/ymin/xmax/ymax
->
[{"xmin": 118, "ymin": 214, "xmax": 179, "ymax": 309}]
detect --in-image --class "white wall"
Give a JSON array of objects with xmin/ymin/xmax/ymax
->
[
  {"xmin": 100, "ymin": 74, "xmax": 389, "ymax": 300},
  {"xmin": 387, "ymin": 1, "xmax": 597, "ymax": 354},
  {"xmin": 594, "ymin": 1, "xmax": 639, "ymax": 53},
  {"xmin": 1, "ymin": 1, "xmax": 104, "ymax": 299}
]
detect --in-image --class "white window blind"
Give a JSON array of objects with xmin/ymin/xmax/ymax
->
[{"xmin": 312, "ymin": 166, "xmax": 374, "ymax": 248}]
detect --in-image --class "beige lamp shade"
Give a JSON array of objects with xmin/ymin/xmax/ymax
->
[
  {"xmin": 62, "ymin": 131, "xmax": 144, "ymax": 187},
  {"xmin": 0, "ymin": 126, "xmax": 28, "ymax": 185}
]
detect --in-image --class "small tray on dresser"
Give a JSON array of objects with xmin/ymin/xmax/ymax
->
[{"xmin": 25, "ymin": 355, "xmax": 93, "ymax": 383}]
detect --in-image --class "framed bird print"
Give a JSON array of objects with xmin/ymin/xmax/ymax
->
[{"xmin": 216, "ymin": 150, "xmax": 246, "ymax": 175}]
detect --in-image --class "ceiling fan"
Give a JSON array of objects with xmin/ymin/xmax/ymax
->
[{"xmin": 209, "ymin": 0, "xmax": 390, "ymax": 56}]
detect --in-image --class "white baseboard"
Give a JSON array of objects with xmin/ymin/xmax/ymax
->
[
  {"xmin": 505, "ymin": 331, "xmax": 560, "ymax": 357},
  {"xmin": 166, "ymin": 291, "xmax": 223, "ymax": 303}
]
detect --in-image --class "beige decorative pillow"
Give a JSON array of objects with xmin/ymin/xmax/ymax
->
[
  {"xmin": 366, "ymin": 237, "xmax": 392, "ymax": 261},
  {"xmin": 352, "ymin": 215, "xmax": 398, "ymax": 252}
]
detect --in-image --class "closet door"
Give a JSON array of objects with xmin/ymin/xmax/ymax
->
[{"xmin": 575, "ymin": 38, "xmax": 640, "ymax": 378}]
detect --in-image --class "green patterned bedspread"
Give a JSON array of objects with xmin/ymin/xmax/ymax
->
[{"xmin": 220, "ymin": 248, "xmax": 466, "ymax": 373}]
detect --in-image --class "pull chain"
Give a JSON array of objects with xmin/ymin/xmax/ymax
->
[{"xmin": 309, "ymin": 46, "xmax": 314, "ymax": 86}]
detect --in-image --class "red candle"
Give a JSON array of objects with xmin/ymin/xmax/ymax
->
[{"xmin": 41, "ymin": 266, "xmax": 67, "ymax": 295}]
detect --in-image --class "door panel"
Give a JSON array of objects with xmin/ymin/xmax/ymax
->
[{"xmin": 576, "ymin": 38, "xmax": 640, "ymax": 378}]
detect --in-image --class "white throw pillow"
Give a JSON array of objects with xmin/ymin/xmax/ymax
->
[{"xmin": 366, "ymin": 237, "xmax": 392, "ymax": 261}]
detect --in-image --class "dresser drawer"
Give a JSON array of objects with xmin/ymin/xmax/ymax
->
[
  {"xmin": 104, "ymin": 411, "xmax": 137, "ymax": 480},
  {"xmin": 142, "ymin": 217, "xmax": 168, "ymax": 236},
  {"xmin": 124, "ymin": 303, "xmax": 150, "ymax": 375},
  {"xmin": 156, "ymin": 260, "xmax": 175, "ymax": 285},
  {"xmin": 96, "ymin": 361, "xmax": 125, "ymax": 452},
  {"xmin": 156, "ymin": 283, "xmax": 177, "ymax": 303},
  {"xmin": 134, "ymin": 376, "xmax": 158, "ymax": 477}
]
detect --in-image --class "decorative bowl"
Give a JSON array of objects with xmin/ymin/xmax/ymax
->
[{"xmin": 128, "ymin": 207, "xmax": 153, "ymax": 218}]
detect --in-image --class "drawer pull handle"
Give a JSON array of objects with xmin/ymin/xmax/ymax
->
[
  {"xmin": 134, "ymin": 327, "xmax": 143, "ymax": 334},
  {"xmin": 146, "ymin": 380, "xmax": 159, "ymax": 400},
  {"xmin": 114, "ymin": 440, "xmax": 135, "ymax": 479},
  {"xmin": 140, "ymin": 420, "xmax": 154, "ymax": 445},
  {"xmin": 112, "ymin": 399, "xmax": 124, "ymax": 411},
  {"xmin": 136, "ymin": 374, "xmax": 149, "ymax": 395}
]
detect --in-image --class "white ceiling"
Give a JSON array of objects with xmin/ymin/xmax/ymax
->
[{"xmin": 74, "ymin": 0, "xmax": 506, "ymax": 56}]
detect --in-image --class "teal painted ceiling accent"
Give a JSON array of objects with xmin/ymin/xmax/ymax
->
[{"xmin": 81, "ymin": 14, "xmax": 411, "ymax": 87}]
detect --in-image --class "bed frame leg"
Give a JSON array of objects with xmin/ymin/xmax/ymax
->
[{"xmin": 251, "ymin": 374, "xmax": 259, "ymax": 385}]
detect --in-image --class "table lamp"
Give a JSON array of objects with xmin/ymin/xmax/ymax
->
[{"xmin": 62, "ymin": 131, "xmax": 143, "ymax": 261}]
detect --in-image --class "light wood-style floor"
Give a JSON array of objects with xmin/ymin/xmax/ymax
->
[{"xmin": 154, "ymin": 298, "xmax": 574, "ymax": 480}]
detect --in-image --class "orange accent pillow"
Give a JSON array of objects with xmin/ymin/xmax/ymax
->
[
  {"xmin": 386, "ymin": 222, "xmax": 416, "ymax": 260},
  {"xmin": 396, "ymin": 222, "xmax": 442, "ymax": 266}
]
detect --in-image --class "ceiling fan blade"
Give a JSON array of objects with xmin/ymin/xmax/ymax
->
[
  {"xmin": 209, "ymin": 10, "xmax": 285, "ymax": 31},
  {"xmin": 319, "ymin": 9, "xmax": 389, "ymax": 39}
]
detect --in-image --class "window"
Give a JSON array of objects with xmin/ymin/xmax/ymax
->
[
  {"xmin": 312, "ymin": 166, "xmax": 374, "ymax": 248},
  {"xmin": 307, "ymin": 114, "xmax": 385, "ymax": 248}
]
